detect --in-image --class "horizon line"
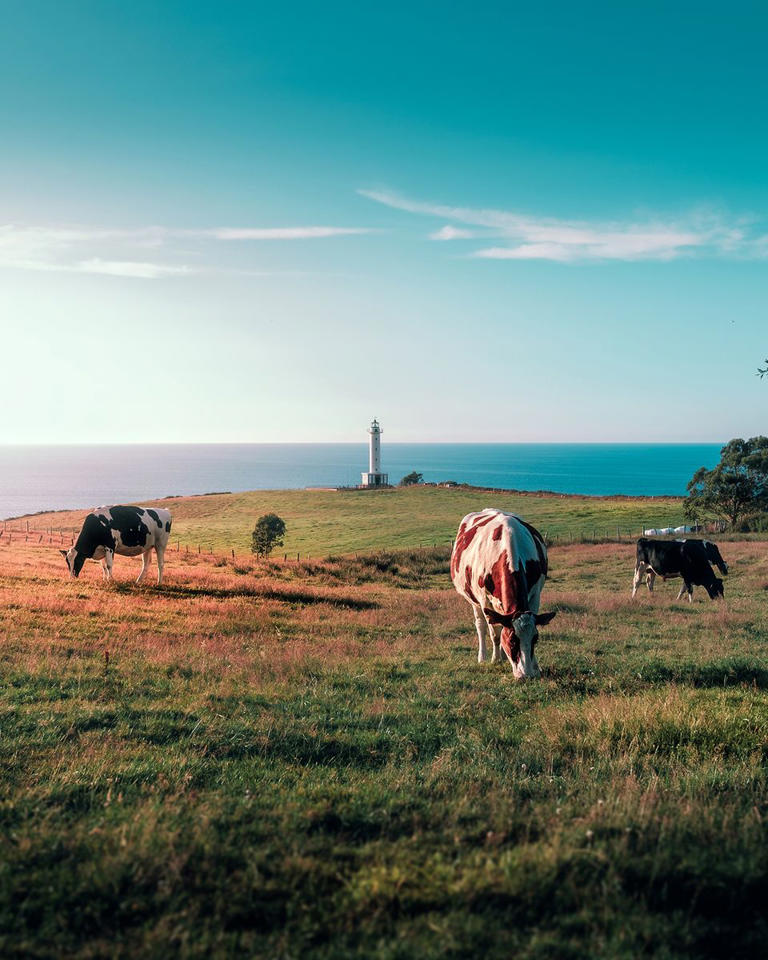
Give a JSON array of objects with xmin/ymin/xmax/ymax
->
[{"xmin": 0, "ymin": 439, "xmax": 726, "ymax": 447}]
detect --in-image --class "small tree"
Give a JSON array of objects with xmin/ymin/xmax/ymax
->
[
  {"xmin": 685, "ymin": 437, "xmax": 768, "ymax": 528},
  {"xmin": 400, "ymin": 471, "xmax": 423, "ymax": 486},
  {"xmin": 252, "ymin": 513, "xmax": 286, "ymax": 557}
]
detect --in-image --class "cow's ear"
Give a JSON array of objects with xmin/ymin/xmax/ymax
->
[{"xmin": 534, "ymin": 611, "xmax": 557, "ymax": 626}]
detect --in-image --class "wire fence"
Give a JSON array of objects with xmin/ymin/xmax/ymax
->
[{"xmin": 0, "ymin": 518, "xmax": 718, "ymax": 567}]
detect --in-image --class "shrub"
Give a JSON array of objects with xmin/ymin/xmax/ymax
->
[
  {"xmin": 400, "ymin": 471, "xmax": 423, "ymax": 486},
  {"xmin": 251, "ymin": 514, "xmax": 286, "ymax": 557}
]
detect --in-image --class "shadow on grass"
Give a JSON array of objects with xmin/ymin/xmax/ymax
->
[
  {"xmin": 114, "ymin": 582, "xmax": 379, "ymax": 610},
  {"xmin": 640, "ymin": 658, "xmax": 768, "ymax": 689},
  {"xmin": 552, "ymin": 601, "xmax": 588, "ymax": 614},
  {"xmin": 544, "ymin": 658, "xmax": 768, "ymax": 694}
]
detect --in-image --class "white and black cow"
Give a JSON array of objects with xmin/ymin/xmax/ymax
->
[
  {"xmin": 62, "ymin": 506, "xmax": 172, "ymax": 585},
  {"xmin": 632, "ymin": 538, "xmax": 725, "ymax": 602},
  {"xmin": 451, "ymin": 509, "xmax": 556, "ymax": 679}
]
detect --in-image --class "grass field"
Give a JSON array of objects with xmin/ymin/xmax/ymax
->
[
  {"xmin": 11, "ymin": 486, "xmax": 686, "ymax": 556},
  {"xmin": 2, "ymin": 529, "xmax": 768, "ymax": 958}
]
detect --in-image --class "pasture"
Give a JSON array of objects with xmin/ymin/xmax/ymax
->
[
  {"xmin": 15, "ymin": 485, "xmax": 686, "ymax": 557},
  {"xmin": 2, "ymin": 534, "xmax": 768, "ymax": 958}
]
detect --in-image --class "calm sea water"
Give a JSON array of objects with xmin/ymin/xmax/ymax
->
[{"xmin": 0, "ymin": 443, "xmax": 722, "ymax": 520}]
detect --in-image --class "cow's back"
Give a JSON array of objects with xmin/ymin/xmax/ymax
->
[
  {"xmin": 92, "ymin": 505, "xmax": 172, "ymax": 553},
  {"xmin": 451, "ymin": 509, "xmax": 548, "ymax": 618}
]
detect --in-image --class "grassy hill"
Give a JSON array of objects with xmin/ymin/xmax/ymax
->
[
  {"xmin": 13, "ymin": 485, "xmax": 685, "ymax": 556},
  {"xmin": 1, "ymin": 536, "xmax": 767, "ymax": 957}
]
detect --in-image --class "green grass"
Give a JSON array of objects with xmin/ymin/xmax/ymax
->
[
  {"xmin": 22, "ymin": 485, "xmax": 685, "ymax": 556},
  {"xmin": 2, "ymin": 537, "xmax": 768, "ymax": 957}
]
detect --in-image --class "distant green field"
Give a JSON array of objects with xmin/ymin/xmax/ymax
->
[{"xmin": 23, "ymin": 486, "xmax": 685, "ymax": 557}]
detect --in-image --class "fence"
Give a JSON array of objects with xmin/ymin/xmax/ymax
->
[
  {"xmin": 0, "ymin": 518, "xmax": 713, "ymax": 568},
  {"xmin": 0, "ymin": 519, "xmax": 324, "ymax": 565}
]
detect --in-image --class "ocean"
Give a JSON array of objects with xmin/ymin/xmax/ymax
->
[{"xmin": 0, "ymin": 443, "xmax": 722, "ymax": 520}]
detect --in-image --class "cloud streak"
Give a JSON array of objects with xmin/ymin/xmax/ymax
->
[
  {"xmin": 0, "ymin": 222, "xmax": 377, "ymax": 279},
  {"xmin": 77, "ymin": 258, "xmax": 194, "ymax": 279},
  {"xmin": 360, "ymin": 188, "xmax": 760, "ymax": 262},
  {"xmin": 202, "ymin": 226, "xmax": 374, "ymax": 240}
]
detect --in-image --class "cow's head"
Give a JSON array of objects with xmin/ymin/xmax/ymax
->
[
  {"xmin": 60, "ymin": 547, "xmax": 86, "ymax": 579},
  {"xmin": 705, "ymin": 578, "xmax": 725, "ymax": 600},
  {"xmin": 502, "ymin": 610, "xmax": 557, "ymax": 679}
]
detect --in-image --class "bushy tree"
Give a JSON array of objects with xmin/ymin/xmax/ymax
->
[
  {"xmin": 685, "ymin": 437, "xmax": 768, "ymax": 527},
  {"xmin": 400, "ymin": 471, "xmax": 423, "ymax": 486},
  {"xmin": 251, "ymin": 513, "xmax": 286, "ymax": 557}
]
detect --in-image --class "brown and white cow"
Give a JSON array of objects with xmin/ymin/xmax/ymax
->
[{"xmin": 451, "ymin": 509, "xmax": 556, "ymax": 679}]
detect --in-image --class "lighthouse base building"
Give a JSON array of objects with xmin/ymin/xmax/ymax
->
[
  {"xmin": 361, "ymin": 471, "xmax": 389, "ymax": 487},
  {"xmin": 361, "ymin": 418, "xmax": 389, "ymax": 487}
]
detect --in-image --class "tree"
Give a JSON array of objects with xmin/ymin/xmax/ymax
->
[
  {"xmin": 759, "ymin": 359, "xmax": 768, "ymax": 378},
  {"xmin": 399, "ymin": 471, "xmax": 423, "ymax": 486},
  {"xmin": 685, "ymin": 437, "xmax": 768, "ymax": 528},
  {"xmin": 251, "ymin": 513, "xmax": 286, "ymax": 557}
]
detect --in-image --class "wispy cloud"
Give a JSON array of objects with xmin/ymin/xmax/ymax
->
[
  {"xmin": 0, "ymin": 222, "xmax": 376, "ymax": 279},
  {"xmin": 202, "ymin": 226, "xmax": 374, "ymax": 240},
  {"xmin": 429, "ymin": 225, "xmax": 478, "ymax": 241},
  {"xmin": 360, "ymin": 188, "xmax": 760, "ymax": 262},
  {"xmin": 77, "ymin": 258, "xmax": 193, "ymax": 279}
]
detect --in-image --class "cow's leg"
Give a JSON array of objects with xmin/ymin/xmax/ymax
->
[
  {"xmin": 472, "ymin": 605, "xmax": 487, "ymax": 662},
  {"xmin": 136, "ymin": 550, "xmax": 152, "ymax": 584},
  {"xmin": 675, "ymin": 582, "xmax": 688, "ymax": 601},
  {"xmin": 684, "ymin": 581, "xmax": 693, "ymax": 603},
  {"xmin": 155, "ymin": 545, "xmax": 165, "ymax": 586},
  {"xmin": 632, "ymin": 562, "xmax": 645, "ymax": 598},
  {"xmin": 103, "ymin": 549, "xmax": 114, "ymax": 581},
  {"xmin": 489, "ymin": 622, "xmax": 502, "ymax": 663},
  {"xmin": 646, "ymin": 569, "xmax": 655, "ymax": 593}
]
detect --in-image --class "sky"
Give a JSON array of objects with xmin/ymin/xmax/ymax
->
[{"xmin": 1, "ymin": 0, "xmax": 767, "ymax": 443}]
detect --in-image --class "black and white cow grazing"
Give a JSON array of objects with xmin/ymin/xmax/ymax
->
[
  {"xmin": 701, "ymin": 540, "xmax": 729, "ymax": 577},
  {"xmin": 62, "ymin": 506, "xmax": 172, "ymax": 585},
  {"xmin": 451, "ymin": 509, "xmax": 557, "ymax": 679},
  {"xmin": 632, "ymin": 538, "xmax": 725, "ymax": 602}
]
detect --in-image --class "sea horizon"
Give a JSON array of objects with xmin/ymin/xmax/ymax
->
[{"xmin": 0, "ymin": 442, "xmax": 722, "ymax": 520}]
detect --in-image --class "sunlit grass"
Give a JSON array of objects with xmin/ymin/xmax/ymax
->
[
  {"xmin": 11, "ymin": 485, "xmax": 686, "ymax": 556},
  {"xmin": 1, "ymin": 536, "xmax": 767, "ymax": 957}
]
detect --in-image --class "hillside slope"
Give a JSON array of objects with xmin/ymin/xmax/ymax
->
[{"xmin": 10, "ymin": 486, "xmax": 686, "ymax": 557}]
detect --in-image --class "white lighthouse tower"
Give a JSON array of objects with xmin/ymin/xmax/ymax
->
[{"xmin": 361, "ymin": 418, "xmax": 388, "ymax": 487}]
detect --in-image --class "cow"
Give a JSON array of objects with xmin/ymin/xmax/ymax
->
[
  {"xmin": 451, "ymin": 509, "xmax": 557, "ymax": 679},
  {"xmin": 61, "ymin": 505, "xmax": 172, "ymax": 585},
  {"xmin": 701, "ymin": 540, "xmax": 729, "ymax": 577},
  {"xmin": 631, "ymin": 538, "xmax": 725, "ymax": 602}
]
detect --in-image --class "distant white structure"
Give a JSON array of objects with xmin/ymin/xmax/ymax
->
[
  {"xmin": 643, "ymin": 526, "xmax": 693, "ymax": 536},
  {"xmin": 360, "ymin": 418, "xmax": 389, "ymax": 487}
]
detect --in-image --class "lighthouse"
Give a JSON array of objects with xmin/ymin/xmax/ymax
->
[{"xmin": 360, "ymin": 418, "xmax": 389, "ymax": 487}]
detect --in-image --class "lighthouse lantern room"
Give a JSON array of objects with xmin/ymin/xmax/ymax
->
[{"xmin": 361, "ymin": 418, "xmax": 389, "ymax": 487}]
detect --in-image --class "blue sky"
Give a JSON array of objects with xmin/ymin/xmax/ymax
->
[{"xmin": 1, "ymin": 0, "xmax": 766, "ymax": 442}]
